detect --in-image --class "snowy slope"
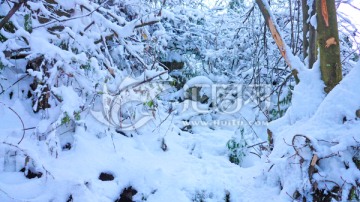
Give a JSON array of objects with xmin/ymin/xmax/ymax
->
[{"xmin": 266, "ymin": 62, "xmax": 360, "ymax": 201}]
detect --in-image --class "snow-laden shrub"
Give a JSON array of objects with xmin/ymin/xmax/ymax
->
[
  {"xmin": 265, "ymin": 62, "xmax": 360, "ymax": 201},
  {"xmin": 0, "ymin": 0, "xmax": 169, "ymax": 130},
  {"xmin": 227, "ymin": 127, "xmax": 248, "ymax": 165}
]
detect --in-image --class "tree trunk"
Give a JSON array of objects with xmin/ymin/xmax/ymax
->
[
  {"xmin": 302, "ymin": 0, "xmax": 317, "ymax": 69},
  {"xmin": 316, "ymin": 0, "xmax": 342, "ymax": 93},
  {"xmin": 308, "ymin": 0, "xmax": 317, "ymax": 69},
  {"xmin": 302, "ymin": 0, "xmax": 310, "ymax": 60}
]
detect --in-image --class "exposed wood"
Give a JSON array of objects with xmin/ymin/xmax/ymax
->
[
  {"xmin": 321, "ymin": 0, "xmax": 329, "ymax": 27},
  {"xmin": 325, "ymin": 37, "xmax": 337, "ymax": 48},
  {"xmin": 311, "ymin": 154, "xmax": 318, "ymax": 166},
  {"xmin": 308, "ymin": 154, "xmax": 318, "ymax": 181}
]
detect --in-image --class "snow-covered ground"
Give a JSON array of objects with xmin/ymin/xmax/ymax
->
[
  {"xmin": 0, "ymin": 99, "xmax": 280, "ymax": 201},
  {"xmin": 2, "ymin": 62, "xmax": 360, "ymax": 201}
]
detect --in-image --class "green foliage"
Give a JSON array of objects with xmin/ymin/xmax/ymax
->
[
  {"xmin": 270, "ymin": 85, "xmax": 294, "ymax": 121},
  {"xmin": 74, "ymin": 111, "xmax": 81, "ymax": 121},
  {"xmin": 0, "ymin": 34, "xmax": 7, "ymax": 42},
  {"xmin": 170, "ymin": 80, "xmax": 177, "ymax": 87},
  {"xmin": 349, "ymin": 186, "xmax": 359, "ymax": 201},
  {"xmin": 61, "ymin": 111, "xmax": 81, "ymax": 124},
  {"xmin": 229, "ymin": 0, "xmax": 244, "ymax": 10},
  {"xmin": 80, "ymin": 63, "xmax": 91, "ymax": 70},
  {"xmin": 226, "ymin": 128, "xmax": 247, "ymax": 165},
  {"xmin": 24, "ymin": 14, "xmax": 33, "ymax": 33},
  {"xmin": 61, "ymin": 112, "xmax": 71, "ymax": 125},
  {"xmin": 145, "ymin": 100, "xmax": 154, "ymax": 108},
  {"xmin": 3, "ymin": 20, "xmax": 16, "ymax": 33},
  {"xmin": 0, "ymin": 18, "xmax": 14, "ymax": 40},
  {"xmin": 353, "ymin": 156, "xmax": 360, "ymax": 170}
]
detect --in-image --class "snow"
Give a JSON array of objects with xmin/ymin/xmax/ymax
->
[
  {"xmin": 52, "ymin": 86, "xmax": 84, "ymax": 118},
  {"xmin": 1, "ymin": 0, "xmax": 360, "ymax": 201},
  {"xmin": 266, "ymin": 61, "xmax": 360, "ymax": 201},
  {"xmin": 0, "ymin": 99, "xmax": 281, "ymax": 201},
  {"xmin": 183, "ymin": 76, "xmax": 213, "ymax": 91}
]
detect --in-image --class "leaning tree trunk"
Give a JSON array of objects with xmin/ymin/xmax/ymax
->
[
  {"xmin": 316, "ymin": 0, "xmax": 342, "ymax": 93},
  {"xmin": 255, "ymin": 0, "xmax": 303, "ymax": 83}
]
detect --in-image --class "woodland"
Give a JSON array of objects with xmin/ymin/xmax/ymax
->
[{"xmin": 0, "ymin": 0, "xmax": 360, "ymax": 201}]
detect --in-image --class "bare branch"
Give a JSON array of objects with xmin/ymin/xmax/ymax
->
[
  {"xmin": 0, "ymin": 0, "xmax": 27, "ymax": 31},
  {"xmin": 0, "ymin": 102, "xmax": 26, "ymax": 144}
]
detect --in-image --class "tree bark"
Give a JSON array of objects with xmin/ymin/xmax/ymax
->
[
  {"xmin": 0, "ymin": 0, "xmax": 27, "ymax": 31},
  {"xmin": 308, "ymin": 0, "xmax": 317, "ymax": 69},
  {"xmin": 302, "ymin": 0, "xmax": 317, "ymax": 69},
  {"xmin": 302, "ymin": 0, "xmax": 310, "ymax": 60},
  {"xmin": 316, "ymin": 0, "xmax": 342, "ymax": 93}
]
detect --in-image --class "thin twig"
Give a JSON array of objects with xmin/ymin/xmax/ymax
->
[
  {"xmin": 33, "ymin": 1, "xmax": 109, "ymax": 29},
  {"xmin": 152, "ymin": 108, "xmax": 174, "ymax": 132},
  {"xmin": 0, "ymin": 74, "xmax": 29, "ymax": 95},
  {"xmin": 0, "ymin": 187, "xmax": 15, "ymax": 201},
  {"xmin": 247, "ymin": 141, "xmax": 267, "ymax": 148},
  {"xmin": 113, "ymin": 71, "xmax": 168, "ymax": 96},
  {"xmin": 0, "ymin": 102, "xmax": 26, "ymax": 144}
]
